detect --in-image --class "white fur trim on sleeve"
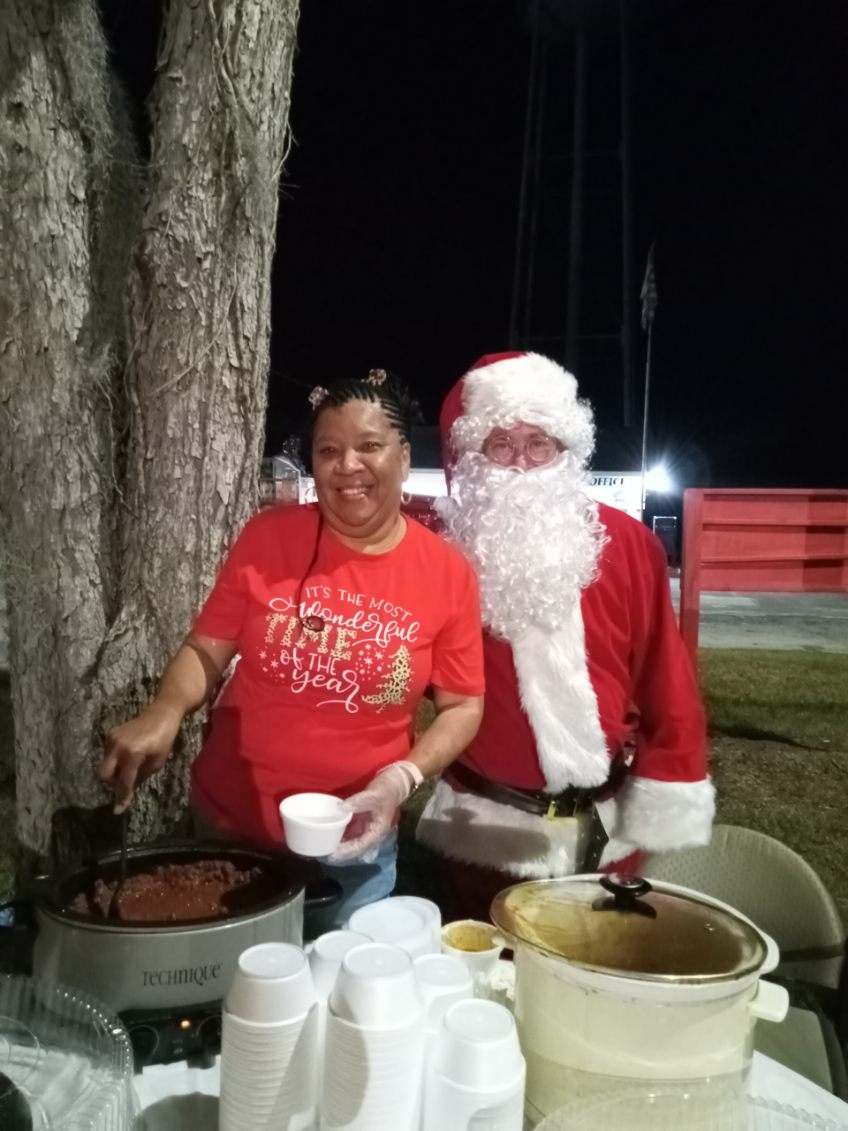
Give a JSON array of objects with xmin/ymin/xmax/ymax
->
[{"xmin": 605, "ymin": 776, "xmax": 716, "ymax": 853}]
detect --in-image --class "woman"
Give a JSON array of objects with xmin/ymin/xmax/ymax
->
[{"xmin": 99, "ymin": 370, "xmax": 485, "ymax": 920}]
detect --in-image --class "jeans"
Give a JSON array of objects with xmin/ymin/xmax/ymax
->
[{"xmin": 305, "ymin": 831, "xmax": 398, "ymax": 938}]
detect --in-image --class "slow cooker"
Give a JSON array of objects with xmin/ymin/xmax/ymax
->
[
  {"xmin": 491, "ymin": 873, "xmax": 790, "ymax": 1120},
  {"xmin": 0, "ymin": 840, "xmax": 338, "ymax": 1064}
]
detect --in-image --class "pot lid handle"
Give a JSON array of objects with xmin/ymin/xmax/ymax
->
[{"xmin": 595, "ymin": 874, "xmax": 656, "ymax": 918}]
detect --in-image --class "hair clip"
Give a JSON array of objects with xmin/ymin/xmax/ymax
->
[
  {"xmin": 365, "ymin": 368, "xmax": 387, "ymax": 387},
  {"xmin": 308, "ymin": 385, "xmax": 329, "ymax": 410}
]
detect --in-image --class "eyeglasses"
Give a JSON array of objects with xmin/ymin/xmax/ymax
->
[{"xmin": 482, "ymin": 432, "xmax": 562, "ymax": 467}]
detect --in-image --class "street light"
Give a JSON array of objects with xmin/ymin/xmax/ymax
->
[{"xmin": 645, "ymin": 463, "xmax": 674, "ymax": 494}]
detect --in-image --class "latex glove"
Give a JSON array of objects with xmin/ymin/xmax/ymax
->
[{"xmin": 326, "ymin": 762, "xmax": 420, "ymax": 866}]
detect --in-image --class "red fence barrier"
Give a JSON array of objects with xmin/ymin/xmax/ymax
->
[{"xmin": 680, "ymin": 489, "xmax": 848, "ymax": 658}]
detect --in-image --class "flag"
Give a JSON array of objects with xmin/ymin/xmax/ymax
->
[{"xmin": 640, "ymin": 242, "xmax": 658, "ymax": 330}]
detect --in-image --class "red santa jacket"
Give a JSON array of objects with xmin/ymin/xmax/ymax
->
[
  {"xmin": 419, "ymin": 502, "xmax": 714, "ymax": 863},
  {"xmin": 465, "ymin": 502, "xmax": 706, "ymax": 787}
]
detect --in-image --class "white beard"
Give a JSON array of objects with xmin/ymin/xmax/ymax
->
[
  {"xmin": 438, "ymin": 451, "xmax": 611, "ymax": 789},
  {"xmin": 437, "ymin": 452, "xmax": 606, "ymax": 638}
]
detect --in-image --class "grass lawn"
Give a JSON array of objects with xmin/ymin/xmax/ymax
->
[
  {"xmin": 701, "ymin": 649, "xmax": 848, "ymax": 923},
  {"xmin": 1, "ymin": 649, "xmax": 847, "ymax": 924}
]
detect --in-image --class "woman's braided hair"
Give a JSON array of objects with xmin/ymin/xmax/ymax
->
[{"xmin": 307, "ymin": 368, "xmax": 418, "ymax": 445}]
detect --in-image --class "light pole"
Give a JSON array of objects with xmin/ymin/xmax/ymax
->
[{"xmin": 639, "ymin": 243, "xmax": 658, "ymax": 516}]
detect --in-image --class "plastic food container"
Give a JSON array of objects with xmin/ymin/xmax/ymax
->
[{"xmin": 0, "ymin": 974, "xmax": 133, "ymax": 1130}]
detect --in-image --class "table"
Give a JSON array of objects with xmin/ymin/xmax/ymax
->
[{"xmin": 133, "ymin": 1052, "xmax": 848, "ymax": 1129}]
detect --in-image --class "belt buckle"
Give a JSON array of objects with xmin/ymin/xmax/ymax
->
[
  {"xmin": 558, "ymin": 789, "xmax": 594, "ymax": 818},
  {"xmin": 545, "ymin": 794, "xmax": 577, "ymax": 819}
]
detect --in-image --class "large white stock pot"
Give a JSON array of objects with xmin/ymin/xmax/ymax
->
[{"xmin": 490, "ymin": 874, "xmax": 790, "ymax": 1120}]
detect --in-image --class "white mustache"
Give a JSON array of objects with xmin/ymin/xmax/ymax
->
[{"xmin": 440, "ymin": 452, "xmax": 606, "ymax": 639}]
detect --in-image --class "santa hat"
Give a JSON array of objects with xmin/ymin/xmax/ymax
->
[{"xmin": 440, "ymin": 351, "xmax": 596, "ymax": 474}]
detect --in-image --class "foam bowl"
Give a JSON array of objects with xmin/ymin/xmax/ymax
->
[{"xmin": 279, "ymin": 792, "xmax": 352, "ymax": 856}]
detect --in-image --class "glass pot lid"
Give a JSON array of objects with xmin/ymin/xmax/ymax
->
[{"xmin": 490, "ymin": 875, "xmax": 767, "ymax": 983}]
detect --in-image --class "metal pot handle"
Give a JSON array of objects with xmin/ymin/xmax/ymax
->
[{"xmin": 304, "ymin": 876, "xmax": 342, "ymax": 911}]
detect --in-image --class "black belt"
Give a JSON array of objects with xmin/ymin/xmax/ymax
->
[{"xmin": 446, "ymin": 759, "xmax": 626, "ymax": 818}]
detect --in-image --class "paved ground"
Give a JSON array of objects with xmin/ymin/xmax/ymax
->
[
  {"xmin": 0, "ymin": 578, "xmax": 846, "ymax": 667},
  {"xmin": 669, "ymin": 579, "xmax": 848, "ymax": 653}
]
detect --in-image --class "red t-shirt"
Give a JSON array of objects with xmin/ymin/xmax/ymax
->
[{"xmin": 191, "ymin": 504, "xmax": 484, "ymax": 845}]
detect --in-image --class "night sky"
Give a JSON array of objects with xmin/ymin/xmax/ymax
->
[{"xmin": 107, "ymin": 1, "xmax": 848, "ymax": 490}]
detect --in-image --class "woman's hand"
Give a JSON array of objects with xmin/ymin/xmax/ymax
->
[
  {"xmin": 99, "ymin": 702, "xmax": 183, "ymax": 814},
  {"xmin": 326, "ymin": 762, "xmax": 418, "ymax": 865},
  {"xmin": 325, "ymin": 690, "xmax": 483, "ymax": 865},
  {"xmin": 97, "ymin": 634, "xmax": 237, "ymax": 814}
]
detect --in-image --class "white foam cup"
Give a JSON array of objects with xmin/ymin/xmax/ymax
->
[
  {"xmin": 309, "ymin": 928, "xmax": 371, "ymax": 999},
  {"xmin": 422, "ymin": 1074, "xmax": 525, "ymax": 1131},
  {"xmin": 279, "ymin": 792, "xmax": 352, "ymax": 856},
  {"xmin": 432, "ymin": 999, "xmax": 524, "ymax": 1091},
  {"xmin": 329, "ymin": 942, "xmax": 423, "ymax": 1028},
  {"xmin": 413, "ymin": 953, "xmax": 474, "ymax": 1032},
  {"xmin": 391, "ymin": 895, "xmax": 443, "ymax": 950},
  {"xmin": 348, "ymin": 901, "xmax": 432, "ymax": 958},
  {"xmin": 441, "ymin": 918, "xmax": 505, "ymax": 981},
  {"xmin": 224, "ymin": 942, "xmax": 316, "ymax": 1023},
  {"xmin": 322, "ymin": 1010, "xmax": 425, "ymax": 1130}
]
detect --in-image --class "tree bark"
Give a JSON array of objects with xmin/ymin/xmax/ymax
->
[
  {"xmin": 0, "ymin": 0, "xmax": 301, "ymax": 857},
  {"xmin": 0, "ymin": 0, "xmax": 135, "ymax": 859},
  {"xmin": 96, "ymin": 0, "xmax": 301, "ymax": 842}
]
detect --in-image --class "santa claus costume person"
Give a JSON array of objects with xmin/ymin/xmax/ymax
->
[{"xmin": 417, "ymin": 351, "xmax": 714, "ymax": 920}]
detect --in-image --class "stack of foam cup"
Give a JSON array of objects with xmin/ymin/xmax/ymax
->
[
  {"xmin": 413, "ymin": 953, "xmax": 474, "ymax": 1039},
  {"xmin": 347, "ymin": 898, "xmax": 436, "ymax": 959},
  {"xmin": 421, "ymin": 999, "xmax": 526, "ymax": 1131},
  {"xmin": 411, "ymin": 951, "xmax": 475, "ymax": 1129},
  {"xmin": 220, "ymin": 943, "xmax": 319, "ymax": 1131},
  {"xmin": 307, "ymin": 929, "xmax": 370, "ymax": 1097},
  {"xmin": 322, "ymin": 943, "xmax": 426, "ymax": 1131}
]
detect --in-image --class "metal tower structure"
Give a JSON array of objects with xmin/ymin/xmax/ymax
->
[{"xmin": 509, "ymin": 0, "xmax": 638, "ymax": 431}]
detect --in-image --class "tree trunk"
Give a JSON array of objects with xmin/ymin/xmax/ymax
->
[
  {"xmin": 95, "ymin": 0, "xmax": 300, "ymax": 843},
  {"xmin": 0, "ymin": 0, "xmax": 135, "ymax": 860},
  {"xmin": 1, "ymin": 0, "xmax": 301, "ymax": 858}
]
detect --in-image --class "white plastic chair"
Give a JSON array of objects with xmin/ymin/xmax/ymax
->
[
  {"xmin": 645, "ymin": 824, "xmax": 845, "ymax": 988},
  {"xmin": 645, "ymin": 825, "xmax": 847, "ymax": 1097}
]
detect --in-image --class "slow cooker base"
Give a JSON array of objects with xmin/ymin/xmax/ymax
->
[{"xmin": 120, "ymin": 1000, "xmax": 222, "ymax": 1068}]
